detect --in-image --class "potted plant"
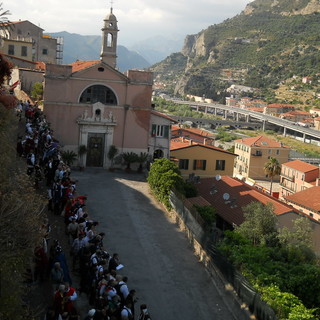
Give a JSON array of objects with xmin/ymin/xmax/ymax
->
[
  {"xmin": 107, "ymin": 145, "xmax": 118, "ymax": 171},
  {"xmin": 137, "ymin": 152, "xmax": 149, "ymax": 173},
  {"xmin": 78, "ymin": 144, "xmax": 87, "ymax": 170},
  {"xmin": 122, "ymin": 152, "xmax": 138, "ymax": 172},
  {"xmin": 61, "ymin": 150, "xmax": 78, "ymax": 167}
]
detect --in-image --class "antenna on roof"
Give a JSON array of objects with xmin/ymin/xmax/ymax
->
[
  {"xmin": 215, "ymin": 175, "xmax": 221, "ymax": 181},
  {"xmin": 223, "ymin": 193, "xmax": 230, "ymax": 203},
  {"xmin": 210, "ymin": 184, "xmax": 217, "ymax": 195}
]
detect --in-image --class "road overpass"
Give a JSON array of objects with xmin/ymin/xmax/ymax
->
[{"xmin": 168, "ymin": 99, "xmax": 320, "ymax": 143}]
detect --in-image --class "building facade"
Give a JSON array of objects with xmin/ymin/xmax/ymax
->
[
  {"xmin": 280, "ymin": 160, "xmax": 320, "ymax": 199},
  {"xmin": 0, "ymin": 20, "xmax": 61, "ymax": 64},
  {"xmin": 43, "ymin": 8, "xmax": 154, "ymax": 169},
  {"xmin": 234, "ymin": 136, "xmax": 290, "ymax": 180}
]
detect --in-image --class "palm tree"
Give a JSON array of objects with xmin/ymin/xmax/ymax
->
[
  {"xmin": 122, "ymin": 152, "xmax": 138, "ymax": 171},
  {"xmin": 264, "ymin": 157, "xmax": 281, "ymax": 195}
]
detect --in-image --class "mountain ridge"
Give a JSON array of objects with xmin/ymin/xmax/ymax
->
[{"xmin": 150, "ymin": 0, "xmax": 320, "ymax": 102}]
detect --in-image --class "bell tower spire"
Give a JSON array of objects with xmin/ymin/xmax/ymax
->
[{"xmin": 100, "ymin": 4, "xmax": 119, "ymax": 68}]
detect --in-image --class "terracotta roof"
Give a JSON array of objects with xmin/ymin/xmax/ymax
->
[
  {"xmin": 195, "ymin": 176, "xmax": 294, "ymax": 226},
  {"xmin": 184, "ymin": 196, "xmax": 212, "ymax": 209},
  {"xmin": 71, "ymin": 60, "xmax": 100, "ymax": 73},
  {"xmin": 246, "ymin": 107, "xmax": 264, "ymax": 112},
  {"xmin": 282, "ymin": 110, "xmax": 311, "ymax": 116},
  {"xmin": 285, "ymin": 186, "xmax": 320, "ymax": 212},
  {"xmin": 267, "ymin": 104, "xmax": 295, "ymax": 109},
  {"xmin": 171, "ymin": 126, "xmax": 214, "ymax": 137},
  {"xmin": 170, "ymin": 140, "xmax": 236, "ymax": 156},
  {"xmin": 234, "ymin": 135, "xmax": 288, "ymax": 148},
  {"xmin": 282, "ymin": 160, "xmax": 319, "ymax": 173},
  {"xmin": 35, "ymin": 61, "xmax": 46, "ymax": 71},
  {"xmin": 151, "ymin": 110, "xmax": 177, "ymax": 123}
]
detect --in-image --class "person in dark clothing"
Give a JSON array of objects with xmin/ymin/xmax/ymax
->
[
  {"xmin": 108, "ymin": 253, "xmax": 120, "ymax": 273},
  {"xmin": 124, "ymin": 289, "xmax": 138, "ymax": 318}
]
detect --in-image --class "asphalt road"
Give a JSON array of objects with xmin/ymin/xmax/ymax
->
[{"xmin": 73, "ymin": 168, "xmax": 248, "ymax": 320}]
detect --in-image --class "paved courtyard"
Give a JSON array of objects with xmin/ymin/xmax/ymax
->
[{"xmin": 72, "ymin": 168, "xmax": 251, "ymax": 320}]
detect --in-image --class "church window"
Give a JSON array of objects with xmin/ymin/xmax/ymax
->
[
  {"xmin": 98, "ymin": 67, "xmax": 104, "ymax": 72},
  {"xmin": 80, "ymin": 85, "xmax": 117, "ymax": 105}
]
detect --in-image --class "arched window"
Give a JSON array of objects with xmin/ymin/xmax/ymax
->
[
  {"xmin": 107, "ymin": 33, "xmax": 113, "ymax": 47},
  {"xmin": 153, "ymin": 149, "xmax": 164, "ymax": 160},
  {"xmin": 79, "ymin": 85, "xmax": 117, "ymax": 105}
]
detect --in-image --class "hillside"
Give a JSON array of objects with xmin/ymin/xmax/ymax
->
[
  {"xmin": 46, "ymin": 31, "xmax": 150, "ymax": 72},
  {"xmin": 149, "ymin": 0, "xmax": 320, "ymax": 103}
]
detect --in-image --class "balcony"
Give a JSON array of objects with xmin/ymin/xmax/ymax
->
[
  {"xmin": 280, "ymin": 174, "xmax": 295, "ymax": 182},
  {"xmin": 251, "ymin": 151, "xmax": 262, "ymax": 157},
  {"xmin": 280, "ymin": 182, "xmax": 296, "ymax": 192}
]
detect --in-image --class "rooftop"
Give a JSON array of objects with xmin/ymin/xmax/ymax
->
[
  {"xmin": 282, "ymin": 160, "xmax": 319, "ymax": 173},
  {"xmin": 235, "ymin": 135, "xmax": 288, "ymax": 148},
  {"xmin": 285, "ymin": 186, "xmax": 320, "ymax": 212},
  {"xmin": 193, "ymin": 176, "xmax": 294, "ymax": 226},
  {"xmin": 71, "ymin": 60, "xmax": 100, "ymax": 73}
]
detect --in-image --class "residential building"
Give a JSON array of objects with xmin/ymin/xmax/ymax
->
[
  {"xmin": 170, "ymin": 141, "xmax": 237, "ymax": 178},
  {"xmin": 149, "ymin": 111, "xmax": 177, "ymax": 159},
  {"xmin": 189, "ymin": 176, "xmax": 320, "ymax": 254},
  {"xmin": 234, "ymin": 136, "xmax": 290, "ymax": 180},
  {"xmin": 0, "ymin": 20, "xmax": 62, "ymax": 64},
  {"xmin": 43, "ymin": 7, "xmax": 154, "ymax": 168},
  {"xmin": 280, "ymin": 160, "xmax": 320, "ymax": 199},
  {"xmin": 314, "ymin": 117, "xmax": 320, "ymax": 130},
  {"xmin": 310, "ymin": 107, "xmax": 320, "ymax": 117},
  {"xmin": 263, "ymin": 104, "xmax": 295, "ymax": 116},
  {"xmin": 171, "ymin": 125, "xmax": 215, "ymax": 145},
  {"xmin": 280, "ymin": 110, "xmax": 312, "ymax": 122},
  {"xmin": 284, "ymin": 186, "xmax": 320, "ymax": 221}
]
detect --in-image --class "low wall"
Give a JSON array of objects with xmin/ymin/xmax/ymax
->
[{"xmin": 169, "ymin": 191, "xmax": 276, "ymax": 320}]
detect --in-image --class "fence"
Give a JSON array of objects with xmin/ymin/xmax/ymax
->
[{"xmin": 169, "ymin": 191, "xmax": 277, "ymax": 320}]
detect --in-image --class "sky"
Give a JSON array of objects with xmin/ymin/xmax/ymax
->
[{"xmin": 5, "ymin": 0, "xmax": 251, "ymax": 46}]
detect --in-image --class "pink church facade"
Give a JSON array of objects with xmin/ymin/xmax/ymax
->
[{"xmin": 43, "ymin": 8, "xmax": 154, "ymax": 168}]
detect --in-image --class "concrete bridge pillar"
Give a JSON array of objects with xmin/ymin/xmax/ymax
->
[
  {"xmin": 214, "ymin": 108, "xmax": 217, "ymax": 116},
  {"xmin": 245, "ymin": 114, "xmax": 250, "ymax": 122},
  {"xmin": 196, "ymin": 106, "xmax": 199, "ymax": 112},
  {"xmin": 205, "ymin": 106, "xmax": 208, "ymax": 114},
  {"xmin": 262, "ymin": 120, "xmax": 266, "ymax": 131},
  {"xmin": 303, "ymin": 133, "xmax": 306, "ymax": 143},
  {"xmin": 283, "ymin": 127, "xmax": 287, "ymax": 137},
  {"xmin": 223, "ymin": 110, "xmax": 227, "ymax": 119},
  {"xmin": 236, "ymin": 113, "xmax": 239, "ymax": 122}
]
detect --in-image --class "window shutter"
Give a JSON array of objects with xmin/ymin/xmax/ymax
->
[
  {"xmin": 193, "ymin": 160, "xmax": 196, "ymax": 170},
  {"xmin": 151, "ymin": 124, "xmax": 156, "ymax": 137},
  {"xmin": 163, "ymin": 125, "xmax": 169, "ymax": 138},
  {"xmin": 202, "ymin": 160, "xmax": 207, "ymax": 170}
]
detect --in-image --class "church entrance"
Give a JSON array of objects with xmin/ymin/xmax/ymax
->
[{"xmin": 86, "ymin": 133, "xmax": 105, "ymax": 167}]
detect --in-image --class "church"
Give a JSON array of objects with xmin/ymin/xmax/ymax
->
[{"xmin": 43, "ymin": 7, "xmax": 171, "ymax": 168}]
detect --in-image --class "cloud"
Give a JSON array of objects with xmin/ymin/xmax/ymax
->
[{"xmin": 5, "ymin": 0, "xmax": 250, "ymax": 45}]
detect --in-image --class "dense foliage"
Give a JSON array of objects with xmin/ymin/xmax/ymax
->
[
  {"xmin": 147, "ymin": 158, "xmax": 184, "ymax": 208},
  {"xmin": 0, "ymin": 106, "xmax": 46, "ymax": 319},
  {"xmin": 218, "ymin": 202, "xmax": 320, "ymax": 319}
]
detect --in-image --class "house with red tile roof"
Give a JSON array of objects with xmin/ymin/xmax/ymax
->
[
  {"xmin": 280, "ymin": 160, "xmax": 320, "ymax": 199},
  {"xmin": 171, "ymin": 125, "xmax": 215, "ymax": 145},
  {"xmin": 280, "ymin": 110, "xmax": 312, "ymax": 122},
  {"xmin": 284, "ymin": 186, "xmax": 320, "ymax": 221},
  {"xmin": 188, "ymin": 176, "xmax": 320, "ymax": 253},
  {"xmin": 43, "ymin": 8, "xmax": 155, "ymax": 168},
  {"xmin": 263, "ymin": 104, "xmax": 295, "ymax": 116},
  {"xmin": 234, "ymin": 136, "xmax": 290, "ymax": 180},
  {"xmin": 170, "ymin": 141, "xmax": 237, "ymax": 178}
]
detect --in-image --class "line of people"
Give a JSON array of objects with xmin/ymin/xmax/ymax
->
[{"xmin": 19, "ymin": 102, "xmax": 151, "ymax": 320}]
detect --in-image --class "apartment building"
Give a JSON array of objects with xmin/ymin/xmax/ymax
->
[
  {"xmin": 234, "ymin": 136, "xmax": 290, "ymax": 180},
  {"xmin": 280, "ymin": 160, "xmax": 320, "ymax": 199}
]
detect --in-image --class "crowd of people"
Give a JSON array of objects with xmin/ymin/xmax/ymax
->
[{"xmin": 17, "ymin": 101, "xmax": 152, "ymax": 320}]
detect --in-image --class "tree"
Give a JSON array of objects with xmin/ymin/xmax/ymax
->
[
  {"xmin": 136, "ymin": 152, "xmax": 149, "ymax": 172},
  {"xmin": 264, "ymin": 157, "xmax": 281, "ymax": 195},
  {"xmin": 31, "ymin": 82, "xmax": 43, "ymax": 101},
  {"xmin": 122, "ymin": 152, "xmax": 138, "ymax": 171},
  {"xmin": 235, "ymin": 202, "xmax": 278, "ymax": 246},
  {"xmin": 107, "ymin": 145, "xmax": 118, "ymax": 169},
  {"xmin": 147, "ymin": 158, "xmax": 184, "ymax": 208},
  {"xmin": 61, "ymin": 150, "xmax": 77, "ymax": 166}
]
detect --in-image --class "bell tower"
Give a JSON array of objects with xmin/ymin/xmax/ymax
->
[{"xmin": 100, "ymin": 7, "xmax": 119, "ymax": 68}]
